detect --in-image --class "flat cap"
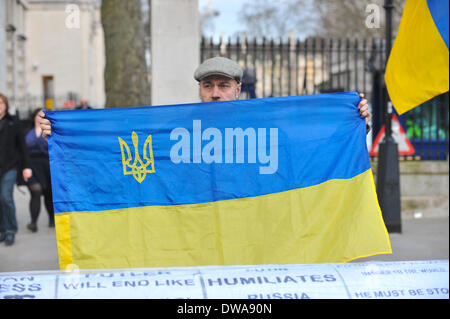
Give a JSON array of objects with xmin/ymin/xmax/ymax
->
[{"xmin": 194, "ymin": 57, "xmax": 243, "ymax": 83}]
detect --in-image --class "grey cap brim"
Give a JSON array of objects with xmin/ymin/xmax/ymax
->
[{"xmin": 194, "ymin": 57, "xmax": 243, "ymax": 83}]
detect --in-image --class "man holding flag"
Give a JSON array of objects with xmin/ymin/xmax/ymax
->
[{"xmin": 36, "ymin": 57, "xmax": 388, "ymax": 270}]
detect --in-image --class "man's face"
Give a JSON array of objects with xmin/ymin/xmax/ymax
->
[
  {"xmin": 199, "ymin": 75, "xmax": 241, "ymax": 102},
  {"xmin": 0, "ymin": 98, "xmax": 6, "ymax": 119}
]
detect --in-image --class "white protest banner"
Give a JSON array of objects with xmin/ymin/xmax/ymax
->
[{"xmin": 0, "ymin": 260, "xmax": 448, "ymax": 299}]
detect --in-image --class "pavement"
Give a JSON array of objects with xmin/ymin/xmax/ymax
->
[{"xmin": 0, "ymin": 185, "xmax": 448, "ymax": 273}]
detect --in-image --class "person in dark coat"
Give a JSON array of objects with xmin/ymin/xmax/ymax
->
[
  {"xmin": 0, "ymin": 93, "xmax": 32, "ymax": 246},
  {"xmin": 75, "ymin": 99, "xmax": 92, "ymax": 110},
  {"xmin": 25, "ymin": 108, "xmax": 54, "ymax": 232}
]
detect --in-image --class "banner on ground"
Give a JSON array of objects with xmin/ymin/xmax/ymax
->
[{"xmin": 0, "ymin": 261, "xmax": 448, "ymax": 299}]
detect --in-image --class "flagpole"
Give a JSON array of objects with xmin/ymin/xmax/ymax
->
[
  {"xmin": 384, "ymin": 0, "xmax": 394, "ymax": 138},
  {"xmin": 376, "ymin": 0, "xmax": 402, "ymax": 233}
]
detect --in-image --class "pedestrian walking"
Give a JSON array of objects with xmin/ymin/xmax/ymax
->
[{"xmin": 0, "ymin": 93, "xmax": 32, "ymax": 246}]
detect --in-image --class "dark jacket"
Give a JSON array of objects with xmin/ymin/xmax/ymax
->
[{"xmin": 0, "ymin": 113, "xmax": 31, "ymax": 177}]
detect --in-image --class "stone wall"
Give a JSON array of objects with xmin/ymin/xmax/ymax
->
[{"xmin": 372, "ymin": 160, "xmax": 449, "ymax": 219}]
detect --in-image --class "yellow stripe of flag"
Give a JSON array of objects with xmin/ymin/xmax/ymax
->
[
  {"xmin": 55, "ymin": 170, "xmax": 391, "ymax": 270},
  {"xmin": 385, "ymin": 0, "xmax": 449, "ymax": 114}
]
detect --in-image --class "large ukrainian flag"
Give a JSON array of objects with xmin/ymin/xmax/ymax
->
[
  {"xmin": 385, "ymin": 0, "xmax": 449, "ymax": 114},
  {"xmin": 45, "ymin": 92, "xmax": 391, "ymax": 270}
]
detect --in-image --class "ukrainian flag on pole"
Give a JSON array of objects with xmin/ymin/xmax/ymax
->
[
  {"xmin": 45, "ymin": 93, "xmax": 391, "ymax": 270},
  {"xmin": 385, "ymin": 0, "xmax": 449, "ymax": 115}
]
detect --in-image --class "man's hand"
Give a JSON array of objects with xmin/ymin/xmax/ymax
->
[
  {"xmin": 38, "ymin": 110, "xmax": 52, "ymax": 139},
  {"xmin": 358, "ymin": 93, "xmax": 370, "ymax": 124}
]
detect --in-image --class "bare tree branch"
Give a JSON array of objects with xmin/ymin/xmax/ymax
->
[{"xmin": 235, "ymin": 0, "xmax": 404, "ymax": 39}]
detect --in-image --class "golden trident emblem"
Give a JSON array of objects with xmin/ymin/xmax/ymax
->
[{"xmin": 118, "ymin": 131, "xmax": 155, "ymax": 183}]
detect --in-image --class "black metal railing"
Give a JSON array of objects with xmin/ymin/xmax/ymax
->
[
  {"xmin": 201, "ymin": 36, "xmax": 449, "ymax": 161},
  {"xmin": 201, "ymin": 36, "xmax": 385, "ymax": 99}
]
